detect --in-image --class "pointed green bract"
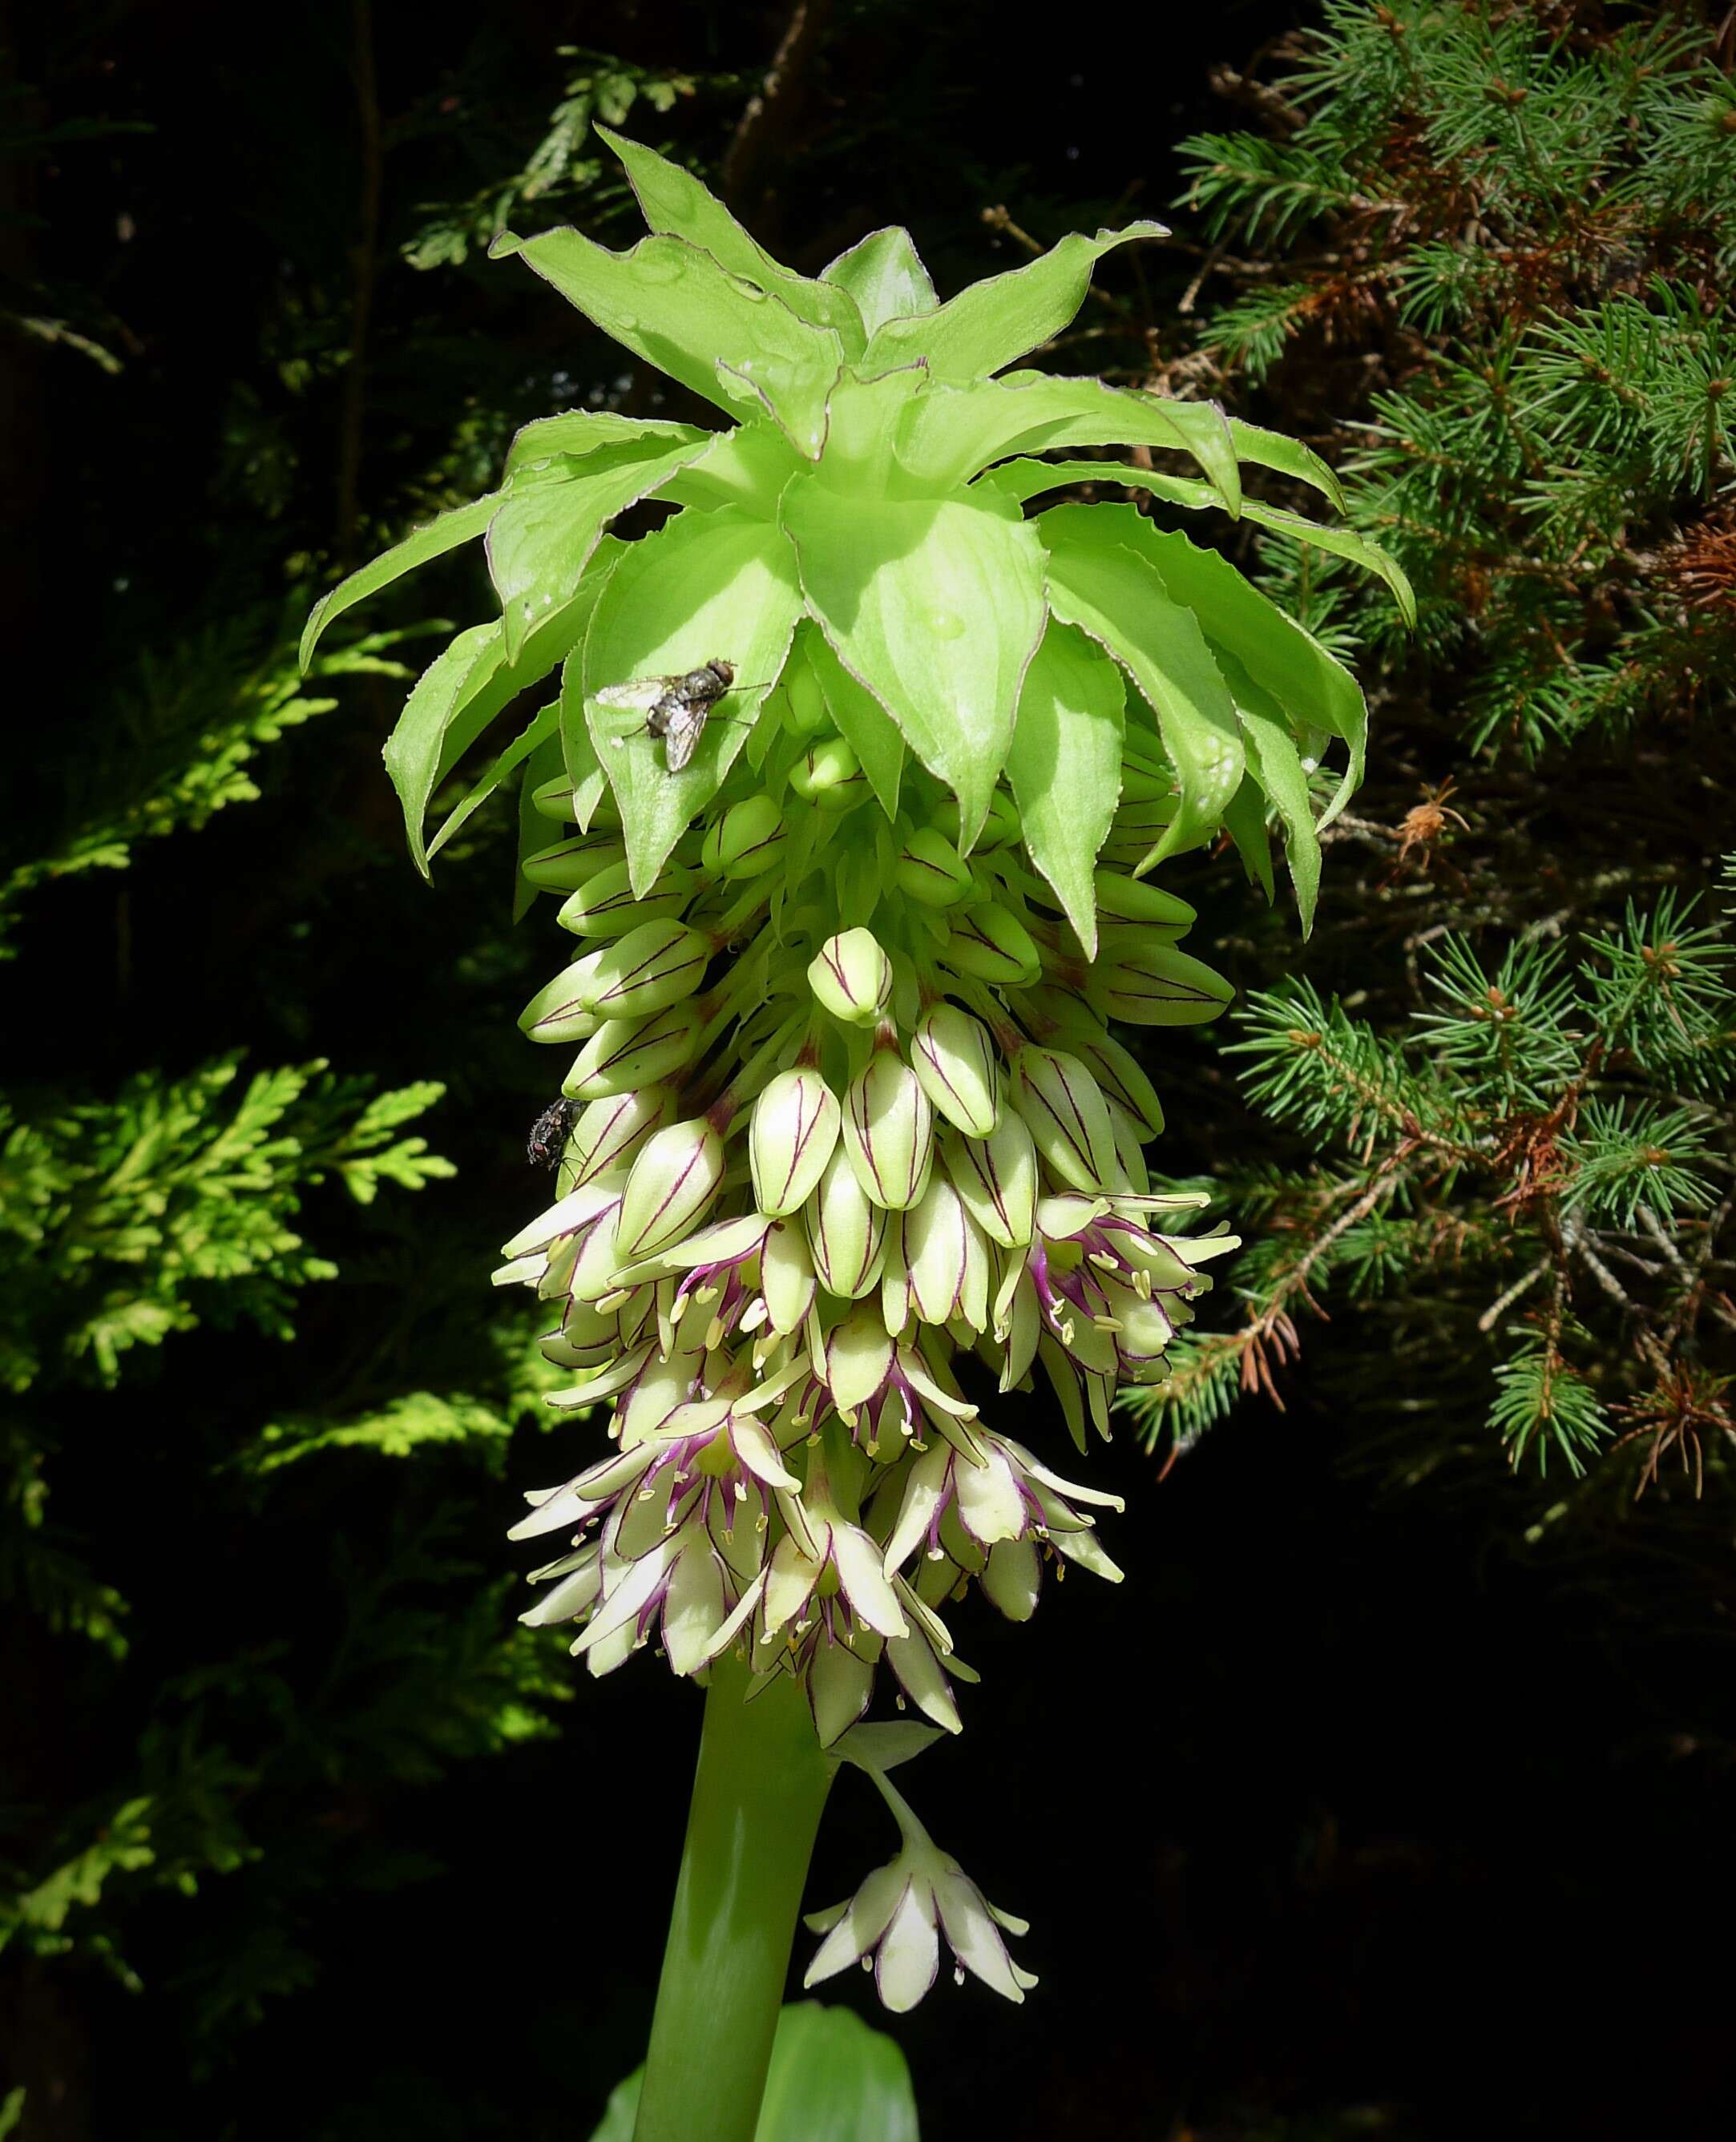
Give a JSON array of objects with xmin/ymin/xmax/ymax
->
[
  {"xmin": 1008, "ymin": 623, "xmax": 1126, "ymax": 956},
  {"xmin": 862, "ymin": 221, "xmax": 1168, "ymax": 381},
  {"xmin": 301, "ymin": 490, "xmax": 498, "ymax": 672},
  {"xmin": 976, "ymin": 457, "xmax": 1415, "ymax": 623},
  {"xmin": 821, "ymin": 228, "xmax": 939, "ymax": 337},
  {"xmin": 1217, "ymin": 647, "xmax": 1321, "ymax": 934},
  {"xmin": 584, "ymin": 510, "xmax": 804, "ymax": 893},
  {"xmin": 1040, "ymin": 506, "xmax": 1245, "ymax": 864},
  {"xmin": 597, "ymin": 125, "xmax": 866, "ymax": 351},
  {"xmin": 503, "ymin": 408, "xmax": 709, "ymax": 479},
  {"xmin": 1108, "ymin": 507, "xmax": 1369, "ymax": 826},
  {"xmin": 494, "ymin": 226, "xmax": 844, "ymax": 456},
  {"xmin": 1221, "ymin": 772, "xmax": 1276, "ymax": 900},
  {"xmin": 428, "ymin": 699, "xmax": 560, "ymax": 864},
  {"xmin": 1228, "ymin": 418, "xmax": 1346, "ymax": 514},
  {"xmin": 515, "ymin": 729, "xmax": 566, "ymax": 922},
  {"xmin": 486, "ymin": 437, "xmax": 716, "ymax": 661},
  {"xmin": 781, "ymin": 484, "xmax": 1046, "ymax": 849}
]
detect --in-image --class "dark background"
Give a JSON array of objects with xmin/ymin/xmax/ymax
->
[{"xmin": 4, "ymin": 3, "xmax": 1731, "ymax": 2138}]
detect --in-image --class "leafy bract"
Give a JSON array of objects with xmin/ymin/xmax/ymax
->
[
  {"xmin": 781, "ymin": 482, "xmax": 1046, "ymax": 848},
  {"xmin": 1008, "ymin": 623, "xmax": 1126, "ymax": 954},
  {"xmin": 492, "ymin": 226, "xmax": 843, "ymax": 456},
  {"xmin": 301, "ymin": 491, "xmax": 498, "ymax": 671},
  {"xmin": 503, "ymin": 408, "xmax": 709, "ymax": 479},
  {"xmin": 1215, "ymin": 647, "xmax": 1321, "ymax": 932},
  {"xmin": 656, "ymin": 423, "xmax": 804, "ymax": 513},
  {"xmin": 597, "ymin": 125, "xmax": 866, "ymax": 350},
  {"xmin": 486, "ymin": 436, "xmax": 715, "ymax": 660},
  {"xmin": 897, "ymin": 373, "xmax": 1240, "ymax": 507},
  {"xmin": 427, "ymin": 699, "xmax": 559, "ymax": 864},
  {"xmin": 584, "ymin": 509, "xmax": 804, "ymax": 892},
  {"xmin": 975, "ymin": 458, "xmax": 1415, "ymax": 625},
  {"xmin": 1228, "ymin": 418, "xmax": 1346, "ymax": 514},
  {"xmin": 1039, "ymin": 506, "xmax": 1244, "ymax": 865},
  {"xmin": 384, "ymin": 581, "xmax": 596, "ymax": 876},
  {"xmin": 515, "ymin": 729, "xmax": 566, "ymax": 922},
  {"xmin": 804, "ymin": 629, "xmax": 905, "ymax": 818},
  {"xmin": 821, "ymin": 228, "xmax": 939, "ymax": 337},
  {"xmin": 1104, "ymin": 506, "xmax": 1368, "ymax": 825},
  {"xmin": 862, "ymin": 221, "xmax": 1167, "ymax": 381}
]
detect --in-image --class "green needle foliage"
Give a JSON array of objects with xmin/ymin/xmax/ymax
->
[{"xmin": 1130, "ymin": 2, "xmax": 1736, "ymax": 1592}]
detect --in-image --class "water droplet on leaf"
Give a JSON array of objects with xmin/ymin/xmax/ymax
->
[{"xmin": 927, "ymin": 609, "xmax": 965, "ymax": 640}]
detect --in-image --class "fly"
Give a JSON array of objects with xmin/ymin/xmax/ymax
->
[
  {"xmin": 527, "ymin": 1095, "xmax": 580, "ymax": 1171},
  {"xmin": 595, "ymin": 658, "xmax": 769, "ymax": 772}
]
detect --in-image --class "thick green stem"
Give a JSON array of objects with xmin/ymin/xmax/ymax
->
[{"xmin": 632, "ymin": 1656, "xmax": 834, "ymax": 2142}]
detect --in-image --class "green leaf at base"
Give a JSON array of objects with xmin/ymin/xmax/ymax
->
[{"xmin": 1009, "ymin": 623, "xmax": 1126, "ymax": 955}]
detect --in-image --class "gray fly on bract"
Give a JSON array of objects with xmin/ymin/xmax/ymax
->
[{"xmin": 595, "ymin": 656, "xmax": 749, "ymax": 772}]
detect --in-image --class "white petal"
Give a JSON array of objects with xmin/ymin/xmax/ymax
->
[
  {"xmin": 703, "ymin": 1570, "xmax": 767, "ymax": 1663},
  {"xmin": 885, "ymin": 1628, "xmax": 961, "ymax": 1734},
  {"xmin": 803, "ymin": 1865, "xmax": 908, "ymax": 1987},
  {"xmin": 932, "ymin": 1866, "xmax": 1027, "ymax": 2003},
  {"xmin": 762, "ymin": 1529, "xmax": 826, "ymax": 1636},
  {"xmin": 519, "ymin": 1553, "xmax": 604, "ymax": 1627},
  {"xmin": 729, "ymin": 1415, "xmax": 800, "ymax": 1491},
  {"xmin": 570, "ymin": 1535, "xmax": 678, "ymax": 1656},
  {"xmin": 661, "ymin": 1539, "xmax": 728, "ymax": 1676},
  {"xmin": 874, "ymin": 1881, "xmax": 940, "ymax": 2012},
  {"xmin": 954, "ymin": 1444, "xmax": 1026, "ymax": 1545},
  {"xmin": 807, "ymin": 1637, "xmax": 874, "ymax": 1746},
  {"xmin": 830, "ymin": 1522, "xmax": 909, "ymax": 1638},
  {"xmin": 880, "ymin": 1442, "xmax": 951, "ymax": 1575}
]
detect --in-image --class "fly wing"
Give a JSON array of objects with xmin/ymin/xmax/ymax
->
[
  {"xmin": 594, "ymin": 676, "xmax": 671, "ymax": 711},
  {"xmin": 660, "ymin": 701, "xmax": 709, "ymax": 772}
]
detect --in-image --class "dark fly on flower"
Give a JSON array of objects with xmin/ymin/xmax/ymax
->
[
  {"xmin": 527, "ymin": 1095, "xmax": 580, "ymax": 1171},
  {"xmin": 595, "ymin": 657, "xmax": 771, "ymax": 772}
]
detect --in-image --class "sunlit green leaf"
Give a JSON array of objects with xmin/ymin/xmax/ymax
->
[
  {"xmin": 597, "ymin": 124, "xmax": 866, "ymax": 350},
  {"xmin": 655, "ymin": 422, "xmax": 805, "ymax": 513},
  {"xmin": 427, "ymin": 700, "xmax": 559, "ymax": 863},
  {"xmin": 975, "ymin": 458, "xmax": 1415, "ymax": 624},
  {"xmin": 1216, "ymin": 647, "xmax": 1320, "ymax": 932},
  {"xmin": 1221, "ymin": 772, "xmax": 1276, "ymax": 900},
  {"xmin": 493, "ymin": 226, "xmax": 843, "ymax": 455},
  {"xmin": 584, "ymin": 509, "xmax": 804, "ymax": 892},
  {"xmin": 504, "ymin": 408, "xmax": 709, "ymax": 479},
  {"xmin": 515, "ymin": 730, "xmax": 567, "ymax": 921},
  {"xmin": 300, "ymin": 492, "xmax": 498, "ymax": 671},
  {"xmin": 897, "ymin": 373, "xmax": 1239, "ymax": 510},
  {"xmin": 1228, "ymin": 418, "xmax": 1346, "ymax": 514},
  {"xmin": 1104, "ymin": 506, "xmax": 1367, "ymax": 824},
  {"xmin": 1040, "ymin": 506, "xmax": 1243, "ymax": 863},
  {"xmin": 862, "ymin": 220, "xmax": 1167, "ymax": 381},
  {"xmin": 781, "ymin": 482, "xmax": 1046, "ymax": 848},
  {"xmin": 486, "ymin": 437, "xmax": 714, "ymax": 660},
  {"xmin": 821, "ymin": 227, "xmax": 939, "ymax": 337},
  {"xmin": 1008, "ymin": 622, "xmax": 1125, "ymax": 954},
  {"xmin": 587, "ymin": 2003, "xmax": 918, "ymax": 2142}
]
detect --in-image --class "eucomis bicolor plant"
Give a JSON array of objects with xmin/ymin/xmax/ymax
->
[{"xmin": 303, "ymin": 121, "xmax": 1408, "ymax": 2092}]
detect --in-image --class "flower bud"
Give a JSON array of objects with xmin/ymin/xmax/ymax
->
[
  {"xmin": 944, "ymin": 903, "xmax": 1041, "ymax": 990},
  {"xmin": 522, "ymin": 833, "xmax": 625, "ymax": 892},
  {"xmin": 909, "ymin": 1004, "xmax": 998, "ymax": 1137},
  {"xmin": 935, "ymin": 789, "xmax": 1020, "ymax": 852},
  {"xmin": 558, "ymin": 861, "xmax": 690, "ymax": 938},
  {"xmin": 1105, "ymin": 1099, "xmax": 1150, "ymax": 1192},
  {"xmin": 761, "ymin": 1218, "xmax": 818, "ymax": 1335},
  {"xmin": 805, "ymin": 1144, "xmax": 887, "ymax": 1298},
  {"xmin": 1025, "ymin": 994, "xmax": 1166, "ymax": 1137},
  {"xmin": 1092, "ymin": 869, "xmax": 1197, "ymax": 930},
  {"xmin": 842, "ymin": 1047, "xmax": 935, "ymax": 1212},
  {"xmin": 531, "ymin": 771, "xmax": 581, "ymax": 823},
  {"xmin": 903, "ymin": 1173, "xmax": 991, "ymax": 1332},
  {"xmin": 587, "ymin": 921, "xmax": 713, "ymax": 1020},
  {"xmin": 700, "ymin": 793, "xmax": 786, "ymax": 881},
  {"xmin": 942, "ymin": 1112, "xmax": 1038, "ymax": 1248},
  {"xmin": 1099, "ymin": 797, "xmax": 1178, "ymax": 872},
  {"xmin": 567, "ymin": 1085, "xmax": 677, "ymax": 1185},
  {"xmin": 784, "ymin": 654, "xmax": 832, "ymax": 739},
  {"xmin": 1009, "ymin": 1047, "xmax": 1118, "ymax": 1193},
  {"xmin": 616, "ymin": 1118, "xmax": 725, "ymax": 1261},
  {"xmin": 1091, "ymin": 942, "xmax": 1234, "ymax": 1027},
  {"xmin": 824, "ymin": 1304, "xmax": 895, "ymax": 1419},
  {"xmin": 563, "ymin": 1002, "xmax": 704, "ymax": 1099},
  {"xmin": 894, "ymin": 825, "xmax": 974, "ymax": 908},
  {"xmin": 808, "ymin": 928, "xmax": 893, "ymax": 1026},
  {"xmin": 789, "ymin": 735, "xmax": 862, "ymax": 801},
  {"xmin": 519, "ymin": 950, "xmax": 607, "ymax": 1043},
  {"xmin": 750, "ymin": 1067, "xmax": 842, "ymax": 1216},
  {"xmin": 1116, "ymin": 761, "xmax": 1177, "ymax": 805}
]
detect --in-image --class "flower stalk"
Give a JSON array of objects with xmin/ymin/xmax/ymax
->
[{"xmin": 633, "ymin": 1656, "xmax": 834, "ymax": 2142}]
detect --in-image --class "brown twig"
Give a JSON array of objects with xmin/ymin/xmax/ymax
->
[{"xmin": 720, "ymin": 0, "xmax": 834, "ymax": 233}]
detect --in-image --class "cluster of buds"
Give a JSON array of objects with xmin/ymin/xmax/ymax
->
[{"xmin": 498, "ymin": 640, "xmax": 1236, "ymax": 2001}]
